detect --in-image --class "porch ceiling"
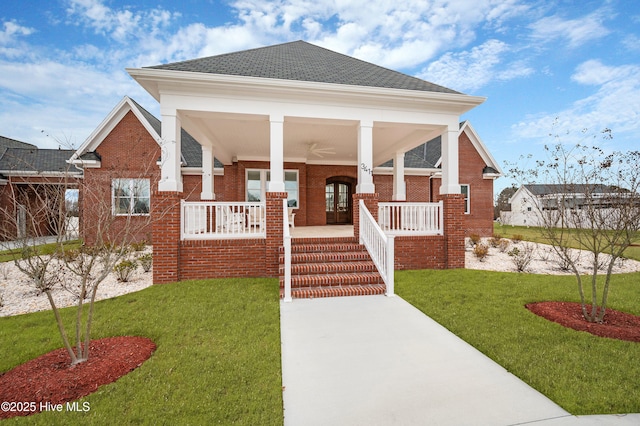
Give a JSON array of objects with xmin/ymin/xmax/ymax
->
[{"xmin": 179, "ymin": 110, "xmax": 443, "ymax": 166}]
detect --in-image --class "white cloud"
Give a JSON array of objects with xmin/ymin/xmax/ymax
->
[
  {"xmin": 512, "ymin": 61, "xmax": 640, "ymax": 146},
  {"xmin": 419, "ymin": 39, "xmax": 534, "ymax": 92},
  {"xmin": 0, "ymin": 20, "xmax": 34, "ymax": 44},
  {"xmin": 529, "ymin": 10, "xmax": 611, "ymax": 48},
  {"xmin": 65, "ymin": 0, "xmax": 177, "ymax": 43}
]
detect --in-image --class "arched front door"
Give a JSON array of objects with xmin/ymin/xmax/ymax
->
[{"xmin": 325, "ymin": 177, "xmax": 355, "ymax": 224}]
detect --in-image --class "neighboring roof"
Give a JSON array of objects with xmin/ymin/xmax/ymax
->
[
  {"xmin": 524, "ymin": 184, "xmax": 620, "ymax": 196},
  {"xmin": 0, "ymin": 147, "xmax": 76, "ymax": 173},
  {"xmin": 71, "ymin": 96, "xmax": 218, "ymax": 169},
  {"xmin": 0, "ymin": 135, "xmax": 36, "ymax": 152},
  {"xmin": 147, "ymin": 41, "xmax": 461, "ymax": 95}
]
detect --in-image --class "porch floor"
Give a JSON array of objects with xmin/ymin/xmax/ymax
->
[{"xmin": 290, "ymin": 225, "xmax": 354, "ymax": 239}]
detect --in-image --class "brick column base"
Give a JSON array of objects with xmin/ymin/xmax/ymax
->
[
  {"xmin": 442, "ymin": 193, "xmax": 465, "ymax": 269},
  {"xmin": 353, "ymin": 193, "xmax": 379, "ymax": 242},
  {"xmin": 266, "ymin": 192, "xmax": 287, "ymax": 277},
  {"xmin": 152, "ymin": 191, "xmax": 182, "ymax": 284}
]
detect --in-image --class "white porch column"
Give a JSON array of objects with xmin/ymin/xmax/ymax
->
[
  {"xmin": 201, "ymin": 145, "xmax": 215, "ymax": 200},
  {"xmin": 440, "ymin": 125, "xmax": 460, "ymax": 194},
  {"xmin": 357, "ymin": 120, "xmax": 375, "ymax": 194},
  {"xmin": 159, "ymin": 111, "xmax": 183, "ymax": 192},
  {"xmin": 392, "ymin": 151, "xmax": 406, "ymax": 201},
  {"xmin": 268, "ymin": 114, "xmax": 285, "ymax": 192}
]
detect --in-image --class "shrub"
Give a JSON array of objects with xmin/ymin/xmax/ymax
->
[
  {"xmin": 468, "ymin": 233, "xmax": 481, "ymax": 247},
  {"xmin": 114, "ymin": 259, "xmax": 137, "ymax": 282},
  {"xmin": 489, "ymin": 236, "xmax": 503, "ymax": 248},
  {"xmin": 138, "ymin": 253, "xmax": 153, "ymax": 273},
  {"xmin": 508, "ymin": 243, "xmax": 535, "ymax": 272},
  {"xmin": 131, "ymin": 241, "xmax": 147, "ymax": 252},
  {"xmin": 511, "ymin": 234, "xmax": 524, "ymax": 244},
  {"xmin": 498, "ymin": 239, "xmax": 510, "ymax": 253},
  {"xmin": 473, "ymin": 243, "xmax": 489, "ymax": 262}
]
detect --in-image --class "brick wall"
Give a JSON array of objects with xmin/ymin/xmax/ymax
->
[
  {"xmin": 179, "ymin": 239, "xmax": 267, "ymax": 279},
  {"xmin": 152, "ymin": 191, "xmax": 181, "ymax": 283},
  {"xmin": 430, "ymin": 133, "xmax": 495, "ymax": 237},
  {"xmin": 442, "ymin": 193, "xmax": 466, "ymax": 269},
  {"xmin": 81, "ymin": 110, "xmax": 161, "ymax": 245},
  {"xmin": 394, "ymin": 235, "xmax": 446, "ymax": 270}
]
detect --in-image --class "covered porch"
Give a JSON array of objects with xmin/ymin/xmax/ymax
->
[{"xmin": 126, "ymin": 41, "xmax": 484, "ymax": 291}]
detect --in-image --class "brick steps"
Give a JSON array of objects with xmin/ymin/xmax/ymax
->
[{"xmin": 279, "ymin": 237, "xmax": 385, "ymax": 299}]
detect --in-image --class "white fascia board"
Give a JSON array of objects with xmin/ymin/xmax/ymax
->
[
  {"xmin": 460, "ymin": 121, "xmax": 503, "ymax": 175},
  {"xmin": 127, "ymin": 68, "xmax": 486, "ymax": 116},
  {"xmin": 181, "ymin": 167, "xmax": 224, "ymax": 176},
  {"xmin": 0, "ymin": 171, "xmax": 82, "ymax": 178},
  {"xmin": 67, "ymin": 159, "xmax": 101, "ymax": 169}
]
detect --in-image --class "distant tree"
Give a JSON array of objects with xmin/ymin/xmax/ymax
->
[
  {"xmin": 508, "ymin": 126, "xmax": 640, "ymax": 323},
  {"xmin": 494, "ymin": 185, "xmax": 517, "ymax": 220}
]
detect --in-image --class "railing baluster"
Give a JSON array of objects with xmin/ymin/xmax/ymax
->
[
  {"xmin": 377, "ymin": 202, "xmax": 443, "ymax": 235},
  {"xmin": 181, "ymin": 201, "xmax": 266, "ymax": 240}
]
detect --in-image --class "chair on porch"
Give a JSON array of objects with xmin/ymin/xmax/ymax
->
[
  {"xmin": 288, "ymin": 208, "xmax": 296, "ymax": 228},
  {"xmin": 247, "ymin": 206, "xmax": 265, "ymax": 229},
  {"xmin": 215, "ymin": 206, "xmax": 245, "ymax": 233}
]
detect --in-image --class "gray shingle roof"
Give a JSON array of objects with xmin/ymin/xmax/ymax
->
[
  {"xmin": 0, "ymin": 148, "xmax": 76, "ymax": 173},
  {"xmin": 524, "ymin": 184, "xmax": 619, "ymax": 196},
  {"xmin": 378, "ymin": 136, "xmax": 442, "ymax": 168},
  {"xmin": 0, "ymin": 135, "xmax": 36, "ymax": 151},
  {"xmin": 147, "ymin": 41, "xmax": 460, "ymax": 94}
]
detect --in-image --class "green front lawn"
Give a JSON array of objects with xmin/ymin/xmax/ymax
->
[
  {"xmin": 397, "ymin": 269, "xmax": 640, "ymax": 415},
  {"xmin": 0, "ymin": 278, "xmax": 283, "ymax": 425}
]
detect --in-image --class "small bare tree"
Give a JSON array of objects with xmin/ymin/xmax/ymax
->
[
  {"xmin": 0, "ymin": 153, "xmax": 156, "ymax": 365},
  {"xmin": 508, "ymin": 126, "xmax": 640, "ymax": 322}
]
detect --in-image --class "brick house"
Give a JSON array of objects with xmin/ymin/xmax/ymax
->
[
  {"xmin": 0, "ymin": 136, "xmax": 79, "ymax": 241},
  {"xmin": 71, "ymin": 41, "xmax": 502, "ymax": 298}
]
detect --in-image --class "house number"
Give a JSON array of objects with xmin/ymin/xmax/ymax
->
[{"xmin": 360, "ymin": 163, "xmax": 373, "ymax": 175}]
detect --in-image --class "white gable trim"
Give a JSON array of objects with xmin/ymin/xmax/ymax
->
[
  {"xmin": 68, "ymin": 96, "xmax": 161, "ymax": 167},
  {"xmin": 459, "ymin": 121, "xmax": 503, "ymax": 176}
]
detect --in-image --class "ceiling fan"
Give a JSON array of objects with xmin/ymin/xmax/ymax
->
[{"xmin": 306, "ymin": 142, "xmax": 336, "ymax": 158}]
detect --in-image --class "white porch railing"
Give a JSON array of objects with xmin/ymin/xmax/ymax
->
[
  {"xmin": 282, "ymin": 199, "xmax": 292, "ymax": 302},
  {"xmin": 181, "ymin": 201, "xmax": 266, "ymax": 240},
  {"xmin": 378, "ymin": 201, "xmax": 443, "ymax": 235},
  {"xmin": 359, "ymin": 200, "xmax": 395, "ymax": 296}
]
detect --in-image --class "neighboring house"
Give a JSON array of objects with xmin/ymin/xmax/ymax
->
[
  {"xmin": 0, "ymin": 136, "xmax": 79, "ymax": 240},
  {"xmin": 501, "ymin": 184, "xmax": 624, "ymax": 227},
  {"xmin": 69, "ymin": 40, "xmax": 501, "ymax": 297}
]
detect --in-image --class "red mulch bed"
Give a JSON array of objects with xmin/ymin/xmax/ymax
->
[
  {"xmin": 0, "ymin": 336, "xmax": 155, "ymax": 419},
  {"xmin": 526, "ymin": 301, "xmax": 640, "ymax": 342}
]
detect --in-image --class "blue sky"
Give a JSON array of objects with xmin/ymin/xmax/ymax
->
[{"xmin": 1, "ymin": 0, "xmax": 639, "ymax": 195}]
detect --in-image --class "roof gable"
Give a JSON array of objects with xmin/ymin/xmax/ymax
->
[
  {"xmin": 71, "ymin": 96, "xmax": 211, "ymax": 169},
  {"xmin": 147, "ymin": 41, "xmax": 460, "ymax": 95}
]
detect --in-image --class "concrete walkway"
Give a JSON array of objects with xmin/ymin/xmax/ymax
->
[{"xmin": 280, "ymin": 295, "xmax": 640, "ymax": 425}]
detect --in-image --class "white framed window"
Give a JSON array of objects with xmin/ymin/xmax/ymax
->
[
  {"xmin": 246, "ymin": 169, "xmax": 299, "ymax": 208},
  {"xmin": 112, "ymin": 179, "xmax": 150, "ymax": 216},
  {"xmin": 461, "ymin": 184, "xmax": 470, "ymax": 214}
]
